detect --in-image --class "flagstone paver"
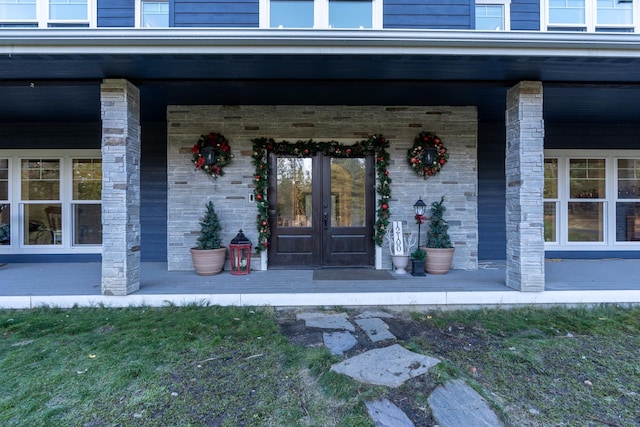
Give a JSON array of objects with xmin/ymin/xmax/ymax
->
[
  {"xmin": 428, "ymin": 379, "xmax": 505, "ymax": 427},
  {"xmin": 330, "ymin": 344, "xmax": 440, "ymax": 387},
  {"xmin": 365, "ymin": 399, "xmax": 415, "ymax": 427},
  {"xmin": 323, "ymin": 331, "xmax": 358, "ymax": 355},
  {"xmin": 296, "ymin": 312, "xmax": 355, "ymax": 331},
  {"xmin": 355, "ymin": 309, "xmax": 395, "ymax": 319},
  {"xmin": 355, "ymin": 317, "xmax": 396, "ymax": 342}
]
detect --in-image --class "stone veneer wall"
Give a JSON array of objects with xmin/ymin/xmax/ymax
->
[{"xmin": 167, "ymin": 105, "xmax": 478, "ymax": 271}]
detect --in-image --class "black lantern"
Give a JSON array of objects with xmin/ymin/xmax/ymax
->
[
  {"xmin": 229, "ymin": 229, "xmax": 252, "ymax": 275},
  {"xmin": 423, "ymin": 146, "xmax": 437, "ymax": 166},
  {"xmin": 201, "ymin": 145, "xmax": 216, "ymax": 166}
]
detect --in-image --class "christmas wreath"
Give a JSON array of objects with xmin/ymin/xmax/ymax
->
[
  {"xmin": 251, "ymin": 135, "xmax": 391, "ymax": 253},
  {"xmin": 191, "ymin": 132, "xmax": 233, "ymax": 178},
  {"xmin": 407, "ymin": 131, "xmax": 448, "ymax": 179}
]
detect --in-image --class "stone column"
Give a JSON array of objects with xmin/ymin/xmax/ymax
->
[
  {"xmin": 505, "ymin": 81, "xmax": 545, "ymax": 291},
  {"xmin": 100, "ymin": 79, "xmax": 141, "ymax": 295}
]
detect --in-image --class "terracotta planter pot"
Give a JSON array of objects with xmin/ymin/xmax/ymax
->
[
  {"xmin": 424, "ymin": 247, "xmax": 454, "ymax": 274},
  {"xmin": 190, "ymin": 247, "xmax": 226, "ymax": 276}
]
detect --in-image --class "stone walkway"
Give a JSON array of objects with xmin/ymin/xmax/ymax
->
[{"xmin": 285, "ymin": 309, "xmax": 504, "ymax": 427}]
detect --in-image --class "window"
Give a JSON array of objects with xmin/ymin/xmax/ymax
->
[
  {"xmin": 0, "ymin": 0, "xmax": 92, "ymax": 27},
  {"xmin": 139, "ymin": 0, "xmax": 168, "ymax": 28},
  {"xmin": 0, "ymin": 150, "xmax": 101, "ymax": 254},
  {"xmin": 543, "ymin": 0, "xmax": 637, "ymax": 32},
  {"xmin": 544, "ymin": 150, "xmax": 640, "ymax": 249},
  {"xmin": 476, "ymin": 0, "xmax": 511, "ymax": 30},
  {"xmin": 262, "ymin": 0, "xmax": 382, "ymax": 29}
]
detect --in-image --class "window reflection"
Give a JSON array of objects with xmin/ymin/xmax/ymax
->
[{"xmin": 276, "ymin": 157, "xmax": 312, "ymax": 227}]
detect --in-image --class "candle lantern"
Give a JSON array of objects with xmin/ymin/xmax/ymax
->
[{"xmin": 229, "ymin": 229, "xmax": 252, "ymax": 275}]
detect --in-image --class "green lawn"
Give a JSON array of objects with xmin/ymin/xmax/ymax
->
[{"xmin": 1, "ymin": 304, "xmax": 638, "ymax": 426}]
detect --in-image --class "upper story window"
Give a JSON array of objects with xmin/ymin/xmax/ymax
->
[
  {"xmin": 138, "ymin": 0, "xmax": 169, "ymax": 28},
  {"xmin": 0, "ymin": 0, "xmax": 93, "ymax": 27},
  {"xmin": 543, "ymin": 0, "xmax": 637, "ymax": 32},
  {"xmin": 261, "ymin": 0, "xmax": 383, "ymax": 29},
  {"xmin": 475, "ymin": 0, "xmax": 511, "ymax": 30}
]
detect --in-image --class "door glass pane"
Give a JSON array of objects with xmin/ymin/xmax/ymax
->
[
  {"xmin": 49, "ymin": 0, "xmax": 87, "ymax": 20},
  {"xmin": 475, "ymin": 5, "xmax": 504, "ymax": 30},
  {"xmin": 331, "ymin": 157, "xmax": 365, "ymax": 227},
  {"xmin": 569, "ymin": 158, "xmax": 605, "ymax": 199},
  {"xmin": 544, "ymin": 201, "xmax": 557, "ymax": 242},
  {"xmin": 329, "ymin": 0, "xmax": 372, "ymax": 28},
  {"xmin": 597, "ymin": 0, "xmax": 632, "ymax": 26},
  {"xmin": 568, "ymin": 201, "xmax": 604, "ymax": 242},
  {"xmin": 544, "ymin": 158, "xmax": 558, "ymax": 199},
  {"xmin": 24, "ymin": 204, "xmax": 62, "ymax": 245},
  {"xmin": 21, "ymin": 159, "xmax": 60, "ymax": 201},
  {"xmin": 549, "ymin": 0, "xmax": 585, "ymax": 24},
  {"xmin": 74, "ymin": 203, "xmax": 101, "ymax": 245},
  {"xmin": 0, "ymin": 0, "xmax": 36, "ymax": 20},
  {"xmin": 73, "ymin": 158, "xmax": 102, "ymax": 200},
  {"xmin": 270, "ymin": 0, "xmax": 313, "ymax": 28},
  {"xmin": 276, "ymin": 157, "xmax": 312, "ymax": 227}
]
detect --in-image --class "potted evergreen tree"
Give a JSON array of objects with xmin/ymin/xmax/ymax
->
[
  {"xmin": 190, "ymin": 201, "xmax": 226, "ymax": 275},
  {"xmin": 424, "ymin": 196, "xmax": 454, "ymax": 274}
]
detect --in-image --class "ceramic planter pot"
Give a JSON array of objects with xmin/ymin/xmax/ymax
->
[
  {"xmin": 391, "ymin": 254, "xmax": 410, "ymax": 274},
  {"xmin": 424, "ymin": 247, "xmax": 454, "ymax": 274},
  {"xmin": 190, "ymin": 247, "xmax": 226, "ymax": 276}
]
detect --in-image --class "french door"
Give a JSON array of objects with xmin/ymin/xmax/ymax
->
[{"xmin": 268, "ymin": 153, "xmax": 375, "ymax": 268}]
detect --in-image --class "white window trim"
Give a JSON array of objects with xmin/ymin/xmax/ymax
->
[
  {"xmin": 0, "ymin": 149, "xmax": 101, "ymax": 255},
  {"xmin": 135, "ymin": 0, "xmax": 169, "ymax": 28},
  {"xmin": 259, "ymin": 0, "xmax": 383, "ymax": 29},
  {"xmin": 545, "ymin": 149, "xmax": 640, "ymax": 251},
  {"xmin": 476, "ymin": 0, "xmax": 511, "ymax": 31},
  {"xmin": 0, "ymin": 0, "xmax": 97, "ymax": 28},
  {"xmin": 540, "ymin": 0, "xmax": 638, "ymax": 32}
]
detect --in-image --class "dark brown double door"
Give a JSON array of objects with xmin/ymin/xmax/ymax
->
[{"xmin": 268, "ymin": 153, "xmax": 375, "ymax": 268}]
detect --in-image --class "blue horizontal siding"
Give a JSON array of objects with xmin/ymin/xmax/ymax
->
[
  {"xmin": 97, "ymin": 0, "xmax": 135, "ymax": 28},
  {"xmin": 510, "ymin": 0, "xmax": 540, "ymax": 31},
  {"xmin": 173, "ymin": 0, "xmax": 259, "ymax": 27},
  {"xmin": 140, "ymin": 122, "xmax": 168, "ymax": 262},
  {"xmin": 384, "ymin": 0, "xmax": 474, "ymax": 29}
]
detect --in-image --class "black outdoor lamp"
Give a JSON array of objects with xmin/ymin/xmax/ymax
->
[
  {"xmin": 423, "ymin": 146, "xmax": 437, "ymax": 166},
  {"xmin": 201, "ymin": 145, "xmax": 216, "ymax": 166},
  {"xmin": 413, "ymin": 198, "xmax": 427, "ymax": 247}
]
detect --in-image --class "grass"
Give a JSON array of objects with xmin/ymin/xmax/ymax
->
[{"xmin": 1, "ymin": 304, "xmax": 639, "ymax": 426}]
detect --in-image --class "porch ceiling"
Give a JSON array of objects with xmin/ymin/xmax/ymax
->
[{"xmin": 1, "ymin": 29, "xmax": 640, "ymax": 124}]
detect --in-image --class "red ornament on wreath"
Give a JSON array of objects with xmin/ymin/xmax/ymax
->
[{"xmin": 406, "ymin": 131, "xmax": 449, "ymax": 179}]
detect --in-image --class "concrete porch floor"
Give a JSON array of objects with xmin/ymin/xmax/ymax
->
[{"xmin": 0, "ymin": 259, "xmax": 639, "ymax": 309}]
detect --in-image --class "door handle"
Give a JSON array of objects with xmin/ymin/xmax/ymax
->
[{"xmin": 323, "ymin": 212, "xmax": 328, "ymax": 229}]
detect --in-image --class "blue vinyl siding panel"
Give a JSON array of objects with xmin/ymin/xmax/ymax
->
[
  {"xmin": 173, "ymin": 0, "xmax": 259, "ymax": 27},
  {"xmin": 477, "ymin": 122, "xmax": 506, "ymax": 260},
  {"xmin": 510, "ymin": 0, "xmax": 540, "ymax": 31},
  {"xmin": 97, "ymin": 0, "xmax": 135, "ymax": 28},
  {"xmin": 140, "ymin": 122, "xmax": 168, "ymax": 262},
  {"xmin": 384, "ymin": 0, "xmax": 474, "ymax": 29}
]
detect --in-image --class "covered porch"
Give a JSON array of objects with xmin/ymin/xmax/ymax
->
[{"xmin": 1, "ymin": 259, "xmax": 639, "ymax": 309}]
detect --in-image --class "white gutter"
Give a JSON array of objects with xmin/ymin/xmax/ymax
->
[{"xmin": 1, "ymin": 28, "xmax": 640, "ymax": 58}]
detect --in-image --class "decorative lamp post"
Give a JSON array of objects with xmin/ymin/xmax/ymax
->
[
  {"xmin": 413, "ymin": 198, "xmax": 427, "ymax": 247},
  {"xmin": 229, "ymin": 229, "xmax": 252, "ymax": 275},
  {"xmin": 423, "ymin": 146, "xmax": 437, "ymax": 167}
]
